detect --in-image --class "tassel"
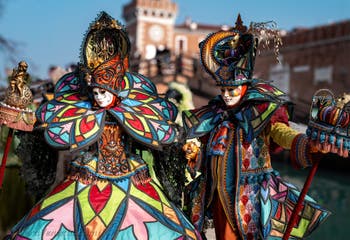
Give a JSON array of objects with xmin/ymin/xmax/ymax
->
[
  {"xmin": 337, "ymin": 137, "xmax": 344, "ymax": 156},
  {"xmin": 311, "ymin": 130, "xmax": 318, "ymax": 140},
  {"xmin": 319, "ymin": 131, "xmax": 326, "ymax": 143},
  {"xmin": 336, "ymin": 137, "xmax": 343, "ymax": 148},
  {"xmin": 329, "ymin": 134, "xmax": 335, "ymax": 144},
  {"xmin": 320, "ymin": 133, "xmax": 329, "ymax": 152},
  {"xmin": 331, "ymin": 137, "xmax": 338, "ymax": 153}
]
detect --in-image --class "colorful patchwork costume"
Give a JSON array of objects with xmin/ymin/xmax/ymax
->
[
  {"xmin": 6, "ymin": 12, "xmax": 201, "ymax": 240},
  {"xmin": 182, "ymin": 15, "xmax": 330, "ymax": 239}
]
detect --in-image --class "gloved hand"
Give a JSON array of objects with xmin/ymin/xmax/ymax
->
[{"xmin": 182, "ymin": 141, "xmax": 199, "ymax": 168}]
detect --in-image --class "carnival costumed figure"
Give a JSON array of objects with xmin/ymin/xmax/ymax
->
[
  {"xmin": 165, "ymin": 80, "xmax": 195, "ymax": 127},
  {"xmin": 6, "ymin": 12, "xmax": 201, "ymax": 240},
  {"xmin": 182, "ymin": 15, "xmax": 330, "ymax": 240}
]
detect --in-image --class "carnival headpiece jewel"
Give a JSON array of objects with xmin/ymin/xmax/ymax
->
[{"xmin": 80, "ymin": 11, "xmax": 131, "ymax": 95}]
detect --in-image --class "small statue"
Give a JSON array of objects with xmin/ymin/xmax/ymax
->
[
  {"xmin": 0, "ymin": 61, "xmax": 35, "ymax": 131},
  {"xmin": 4, "ymin": 61, "xmax": 33, "ymax": 109}
]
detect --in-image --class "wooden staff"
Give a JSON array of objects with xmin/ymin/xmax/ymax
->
[{"xmin": 282, "ymin": 157, "xmax": 320, "ymax": 240}]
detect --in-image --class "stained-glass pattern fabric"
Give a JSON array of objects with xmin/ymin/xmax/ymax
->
[
  {"xmin": 9, "ymin": 179, "xmax": 199, "ymax": 240},
  {"xmin": 35, "ymin": 71, "xmax": 177, "ymax": 151}
]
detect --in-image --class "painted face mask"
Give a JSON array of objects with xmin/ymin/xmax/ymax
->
[
  {"xmin": 220, "ymin": 85, "xmax": 247, "ymax": 107},
  {"xmin": 93, "ymin": 87, "xmax": 114, "ymax": 107}
]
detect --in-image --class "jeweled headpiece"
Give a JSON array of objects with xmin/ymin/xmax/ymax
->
[
  {"xmin": 199, "ymin": 14, "xmax": 282, "ymax": 87},
  {"xmin": 80, "ymin": 11, "xmax": 130, "ymax": 95}
]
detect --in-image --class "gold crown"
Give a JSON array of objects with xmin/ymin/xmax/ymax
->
[{"xmin": 80, "ymin": 11, "xmax": 130, "ymax": 94}]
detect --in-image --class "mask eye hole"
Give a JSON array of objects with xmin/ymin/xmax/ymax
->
[{"xmin": 221, "ymin": 87, "xmax": 236, "ymax": 93}]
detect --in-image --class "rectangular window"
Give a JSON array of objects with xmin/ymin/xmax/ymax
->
[{"xmin": 314, "ymin": 66, "xmax": 333, "ymax": 84}]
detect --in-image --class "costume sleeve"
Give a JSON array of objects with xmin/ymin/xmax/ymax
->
[
  {"xmin": 270, "ymin": 122, "xmax": 313, "ymax": 169},
  {"xmin": 268, "ymin": 105, "xmax": 293, "ymax": 153},
  {"xmin": 270, "ymin": 122, "xmax": 299, "ymax": 149},
  {"xmin": 290, "ymin": 134, "xmax": 314, "ymax": 169}
]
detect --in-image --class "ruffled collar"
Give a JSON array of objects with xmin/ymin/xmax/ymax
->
[
  {"xmin": 36, "ymin": 71, "xmax": 178, "ymax": 151},
  {"xmin": 183, "ymin": 81, "xmax": 288, "ymax": 142}
]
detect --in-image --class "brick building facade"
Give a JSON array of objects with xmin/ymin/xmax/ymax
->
[
  {"xmin": 123, "ymin": 0, "xmax": 178, "ymax": 59},
  {"xmin": 122, "ymin": 0, "xmax": 221, "ymax": 60}
]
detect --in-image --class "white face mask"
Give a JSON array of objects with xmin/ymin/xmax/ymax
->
[
  {"xmin": 221, "ymin": 85, "xmax": 243, "ymax": 107},
  {"xmin": 92, "ymin": 87, "xmax": 114, "ymax": 107}
]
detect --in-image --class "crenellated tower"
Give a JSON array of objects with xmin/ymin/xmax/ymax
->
[{"xmin": 123, "ymin": 0, "xmax": 178, "ymax": 60}]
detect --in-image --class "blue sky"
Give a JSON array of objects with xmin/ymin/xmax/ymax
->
[{"xmin": 0, "ymin": 0, "xmax": 349, "ymax": 83}]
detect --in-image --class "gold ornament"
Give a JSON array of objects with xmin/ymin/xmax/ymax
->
[
  {"xmin": 0, "ymin": 61, "xmax": 35, "ymax": 131},
  {"xmin": 4, "ymin": 61, "xmax": 33, "ymax": 109}
]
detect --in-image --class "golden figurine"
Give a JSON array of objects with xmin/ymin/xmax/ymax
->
[
  {"xmin": 4, "ymin": 61, "xmax": 33, "ymax": 108},
  {"xmin": 0, "ymin": 61, "xmax": 35, "ymax": 131},
  {"xmin": 11, "ymin": 61, "xmax": 28, "ymax": 94}
]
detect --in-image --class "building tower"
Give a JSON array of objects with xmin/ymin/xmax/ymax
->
[{"xmin": 123, "ymin": 0, "xmax": 178, "ymax": 60}]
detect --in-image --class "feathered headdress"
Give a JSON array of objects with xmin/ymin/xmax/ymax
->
[{"xmin": 199, "ymin": 14, "xmax": 282, "ymax": 87}]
